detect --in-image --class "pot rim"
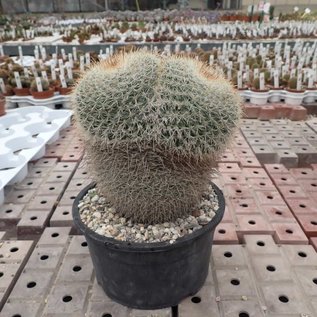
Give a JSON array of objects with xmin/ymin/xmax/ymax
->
[{"xmin": 72, "ymin": 182, "xmax": 225, "ymax": 252}]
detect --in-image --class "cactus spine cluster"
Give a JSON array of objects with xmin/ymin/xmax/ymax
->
[{"xmin": 73, "ymin": 51, "xmax": 241, "ymax": 224}]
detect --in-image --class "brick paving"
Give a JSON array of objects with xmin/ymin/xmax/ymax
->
[{"xmin": 1, "ymin": 118, "xmax": 317, "ymax": 316}]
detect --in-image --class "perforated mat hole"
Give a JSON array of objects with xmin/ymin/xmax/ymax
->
[
  {"xmin": 298, "ymin": 251, "xmax": 307, "ymax": 258},
  {"xmin": 62, "ymin": 295, "xmax": 72, "ymax": 303},
  {"xmin": 27, "ymin": 281, "xmax": 36, "ymax": 288},
  {"xmin": 51, "ymin": 233, "xmax": 59, "ymax": 238},
  {"xmin": 279, "ymin": 295, "xmax": 289, "ymax": 303},
  {"xmin": 311, "ymin": 221, "xmax": 317, "ymax": 226},
  {"xmin": 73, "ymin": 266, "xmax": 82, "ymax": 272},
  {"xmin": 312, "ymin": 278, "xmax": 317, "ymax": 285},
  {"xmin": 0, "ymin": 272, "xmax": 3, "ymax": 277},
  {"xmin": 239, "ymin": 312, "xmax": 250, "ymax": 317},
  {"xmin": 30, "ymin": 216, "xmax": 37, "ymax": 221},
  {"xmin": 218, "ymin": 229, "xmax": 226, "ymax": 234},
  {"xmin": 62, "ymin": 211, "xmax": 69, "ymax": 215},
  {"xmin": 191, "ymin": 296, "xmax": 201, "ymax": 303},
  {"xmin": 224, "ymin": 252, "xmax": 232, "ymax": 258},
  {"xmin": 102, "ymin": 314, "xmax": 112, "ymax": 317},
  {"xmin": 10, "ymin": 247, "xmax": 18, "ymax": 252},
  {"xmin": 230, "ymin": 279, "xmax": 240, "ymax": 286},
  {"xmin": 81, "ymin": 241, "xmax": 88, "ymax": 247},
  {"xmin": 267, "ymin": 195, "xmax": 273, "ymax": 200},
  {"xmin": 248, "ymin": 220, "xmax": 256, "ymax": 225},
  {"xmin": 266, "ymin": 265, "xmax": 276, "ymax": 272},
  {"xmin": 40, "ymin": 255, "xmax": 49, "ymax": 260},
  {"xmin": 285, "ymin": 229, "xmax": 293, "ymax": 234},
  {"xmin": 257, "ymin": 241, "xmax": 265, "ymax": 247},
  {"xmin": 275, "ymin": 210, "xmax": 283, "ymax": 215},
  {"xmin": 5, "ymin": 209, "xmax": 12, "ymax": 213}
]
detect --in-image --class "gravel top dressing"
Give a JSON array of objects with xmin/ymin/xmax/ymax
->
[{"xmin": 79, "ymin": 185, "xmax": 219, "ymax": 244}]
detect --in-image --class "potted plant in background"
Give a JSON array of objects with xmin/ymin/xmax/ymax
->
[
  {"xmin": 250, "ymin": 77, "xmax": 270, "ymax": 105},
  {"xmin": 59, "ymin": 78, "xmax": 74, "ymax": 95},
  {"xmin": 285, "ymin": 76, "xmax": 305, "ymax": 106},
  {"xmin": 11, "ymin": 76, "xmax": 31, "ymax": 96},
  {"xmin": 30, "ymin": 78, "xmax": 54, "ymax": 99},
  {"xmin": 72, "ymin": 52, "xmax": 241, "ymax": 309},
  {"xmin": 0, "ymin": 94, "xmax": 5, "ymax": 116}
]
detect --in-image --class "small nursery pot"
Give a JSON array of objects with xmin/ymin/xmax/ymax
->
[
  {"xmin": 59, "ymin": 87, "xmax": 73, "ymax": 95},
  {"xmin": 31, "ymin": 88, "xmax": 54, "ymax": 99},
  {"xmin": 13, "ymin": 87, "xmax": 30, "ymax": 96},
  {"xmin": 72, "ymin": 182, "xmax": 225, "ymax": 309}
]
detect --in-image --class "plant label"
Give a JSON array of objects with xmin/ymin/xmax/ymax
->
[
  {"xmin": 254, "ymin": 68, "xmax": 259, "ymax": 79},
  {"xmin": 0, "ymin": 78, "xmax": 6, "ymax": 93},
  {"xmin": 72, "ymin": 47, "xmax": 77, "ymax": 61},
  {"xmin": 58, "ymin": 59, "xmax": 64, "ymax": 69},
  {"xmin": 41, "ymin": 71, "xmax": 48, "ymax": 81},
  {"xmin": 0, "ymin": 45, "xmax": 4, "ymax": 56},
  {"xmin": 266, "ymin": 60, "xmax": 272, "ymax": 69},
  {"xmin": 209, "ymin": 55, "xmax": 214, "ymax": 65},
  {"xmin": 59, "ymin": 74, "xmax": 67, "ymax": 88},
  {"xmin": 259, "ymin": 73, "xmax": 265, "ymax": 91},
  {"xmin": 297, "ymin": 73, "xmax": 302, "ymax": 91},
  {"xmin": 41, "ymin": 47, "xmax": 47, "ymax": 60},
  {"xmin": 31, "ymin": 64, "xmax": 37, "ymax": 77},
  {"xmin": 80, "ymin": 55, "xmax": 85, "ymax": 71},
  {"xmin": 61, "ymin": 49, "xmax": 66, "ymax": 60},
  {"xmin": 14, "ymin": 72, "xmax": 22, "ymax": 89},
  {"xmin": 237, "ymin": 71, "xmax": 243, "ymax": 89},
  {"xmin": 23, "ymin": 67, "xmax": 29, "ymax": 78},
  {"xmin": 308, "ymin": 73, "xmax": 314, "ymax": 88},
  {"xmin": 18, "ymin": 46, "xmax": 23, "ymax": 62},
  {"xmin": 68, "ymin": 53, "xmax": 73, "ymax": 68},
  {"xmin": 51, "ymin": 66, "xmax": 56, "ymax": 81},
  {"xmin": 35, "ymin": 77, "xmax": 43, "ymax": 92},
  {"xmin": 85, "ymin": 52, "xmax": 90, "ymax": 65},
  {"xmin": 227, "ymin": 69, "xmax": 232, "ymax": 80},
  {"xmin": 274, "ymin": 70, "xmax": 279, "ymax": 88},
  {"xmin": 245, "ymin": 65, "xmax": 250, "ymax": 82},
  {"xmin": 52, "ymin": 53, "xmax": 57, "ymax": 63},
  {"xmin": 66, "ymin": 63, "xmax": 73, "ymax": 80}
]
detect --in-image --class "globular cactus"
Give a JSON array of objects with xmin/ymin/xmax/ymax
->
[
  {"xmin": 288, "ymin": 77, "xmax": 298, "ymax": 90},
  {"xmin": 30, "ymin": 78, "xmax": 50, "ymax": 91},
  {"xmin": 73, "ymin": 52, "xmax": 241, "ymax": 224},
  {"xmin": 252, "ymin": 77, "xmax": 260, "ymax": 90}
]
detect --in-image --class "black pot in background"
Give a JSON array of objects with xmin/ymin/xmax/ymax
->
[{"xmin": 72, "ymin": 182, "xmax": 225, "ymax": 309}]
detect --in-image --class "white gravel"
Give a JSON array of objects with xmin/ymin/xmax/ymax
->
[{"xmin": 79, "ymin": 185, "xmax": 219, "ymax": 244}]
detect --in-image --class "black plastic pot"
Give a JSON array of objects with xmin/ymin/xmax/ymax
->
[{"xmin": 72, "ymin": 182, "xmax": 225, "ymax": 309}]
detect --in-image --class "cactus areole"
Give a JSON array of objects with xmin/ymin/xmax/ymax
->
[{"xmin": 72, "ymin": 52, "xmax": 241, "ymax": 309}]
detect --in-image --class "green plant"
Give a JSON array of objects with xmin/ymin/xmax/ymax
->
[
  {"xmin": 252, "ymin": 77, "xmax": 260, "ymax": 90},
  {"xmin": 264, "ymin": 71, "xmax": 271, "ymax": 84},
  {"xmin": 73, "ymin": 52, "xmax": 241, "ymax": 224},
  {"xmin": 10, "ymin": 76, "xmax": 31, "ymax": 88},
  {"xmin": 0, "ymin": 69, "xmax": 9, "ymax": 81},
  {"xmin": 288, "ymin": 77, "xmax": 298, "ymax": 90},
  {"xmin": 251, "ymin": 63, "xmax": 259, "ymax": 71},
  {"xmin": 30, "ymin": 78, "xmax": 50, "ymax": 92}
]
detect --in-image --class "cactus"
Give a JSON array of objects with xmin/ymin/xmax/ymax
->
[
  {"xmin": 252, "ymin": 77, "xmax": 260, "ymax": 90},
  {"xmin": 30, "ymin": 78, "xmax": 50, "ymax": 91},
  {"xmin": 73, "ymin": 52, "xmax": 241, "ymax": 224},
  {"xmin": 251, "ymin": 63, "xmax": 259, "ymax": 71},
  {"xmin": 11, "ymin": 76, "xmax": 31, "ymax": 88},
  {"xmin": 0, "ymin": 69, "xmax": 9, "ymax": 81},
  {"xmin": 264, "ymin": 70, "xmax": 271, "ymax": 84},
  {"xmin": 288, "ymin": 77, "xmax": 298, "ymax": 90}
]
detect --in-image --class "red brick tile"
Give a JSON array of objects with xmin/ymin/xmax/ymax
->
[
  {"xmin": 236, "ymin": 214, "xmax": 274, "ymax": 238},
  {"xmin": 262, "ymin": 205, "xmax": 297, "ymax": 223},
  {"xmin": 242, "ymin": 104, "xmax": 261, "ymax": 119},
  {"xmin": 278, "ymin": 185, "xmax": 308, "ymax": 199},
  {"xmin": 289, "ymin": 168, "xmax": 315, "ymax": 180},
  {"xmin": 220, "ymin": 206, "xmax": 234, "ymax": 223},
  {"xmin": 296, "ymin": 215, "xmax": 317, "ymax": 237},
  {"xmin": 272, "ymin": 223, "xmax": 309, "ymax": 244},
  {"xmin": 254, "ymin": 190, "xmax": 285, "ymax": 205},
  {"xmin": 213, "ymin": 223, "xmax": 239, "ymax": 244},
  {"xmin": 269, "ymin": 173, "xmax": 298, "ymax": 186},
  {"xmin": 289, "ymin": 106, "xmax": 307, "ymax": 121},
  {"xmin": 61, "ymin": 151, "xmax": 84, "ymax": 162},
  {"xmin": 225, "ymin": 184, "xmax": 254, "ymax": 199},
  {"xmin": 287, "ymin": 198, "xmax": 317, "ymax": 215},
  {"xmin": 221, "ymin": 173, "xmax": 246, "ymax": 185},
  {"xmin": 274, "ymin": 104, "xmax": 292, "ymax": 119},
  {"xmin": 264, "ymin": 164, "xmax": 289, "ymax": 175},
  {"xmin": 296, "ymin": 179, "xmax": 317, "ymax": 193},
  {"xmin": 218, "ymin": 163, "xmax": 242, "ymax": 174},
  {"xmin": 258, "ymin": 105, "xmax": 276, "ymax": 121},
  {"xmin": 229, "ymin": 197, "xmax": 260, "ymax": 214},
  {"xmin": 233, "ymin": 148, "xmax": 255, "ymax": 157},
  {"xmin": 243, "ymin": 168, "xmax": 270, "ymax": 179},
  {"xmin": 239, "ymin": 156, "xmax": 262, "ymax": 168},
  {"xmin": 247, "ymin": 177, "xmax": 276, "ymax": 191},
  {"xmin": 218, "ymin": 150, "xmax": 238, "ymax": 163}
]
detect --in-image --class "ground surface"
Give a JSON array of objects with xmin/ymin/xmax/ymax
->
[{"xmin": 1, "ymin": 117, "xmax": 317, "ymax": 317}]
